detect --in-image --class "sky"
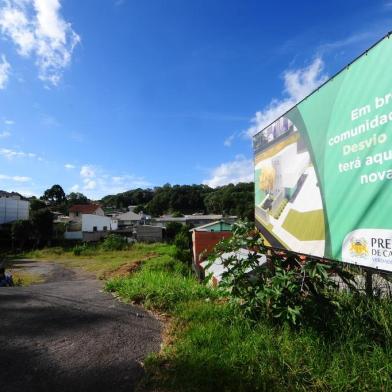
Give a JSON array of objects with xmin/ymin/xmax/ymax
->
[{"xmin": 0, "ymin": 0, "xmax": 391, "ymax": 199}]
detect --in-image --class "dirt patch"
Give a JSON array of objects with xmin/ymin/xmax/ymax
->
[{"xmin": 105, "ymin": 253, "xmax": 158, "ymax": 279}]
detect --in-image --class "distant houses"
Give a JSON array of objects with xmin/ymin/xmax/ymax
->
[
  {"xmin": 63, "ymin": 202, "xmax": 238, "ymax": 247},
  {"xmin": 154, "ymin": 214, "xmax": 237, "ymax": 227}
]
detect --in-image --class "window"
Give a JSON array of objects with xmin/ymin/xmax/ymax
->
[
  {"xmin": 103, "ymin": 226, "xmax": 107, "ymax": 231},
  {"xmin": 93, "ymin": 226, "xmax": 97, "ymax": 232}
]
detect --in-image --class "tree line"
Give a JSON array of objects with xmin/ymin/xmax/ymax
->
[{"xmin": 101, "ymin": 182, "xmax": 255, "ymax": 220}]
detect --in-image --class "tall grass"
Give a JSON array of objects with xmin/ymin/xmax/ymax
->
[{"xmin": 107, "ymin": 257, "xmax": 392, "ymax": 392}]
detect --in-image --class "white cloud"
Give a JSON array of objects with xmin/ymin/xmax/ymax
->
[
  {"xmin": 0, "ymin": 173, "xmax": 31, "ymax": 182},
  {"xmin": 203, "ymin": 155, "xmax": 253, "ymax": 188},
  {"xmin": 0, "ymin": 147, "xmax": 39, "ymax": 159},
  {"xmin": 80, "ymin": 164, "xmax": 96, "ymax": 178},
  {"xmin": 69, "ymin": 184, "xmax": 79, "ymax": 192},
  {"xmin": 64, "ymin": 163, "xmax": 75, "ymax": 169},
  {"xmin": 246, "ymin": 57, "xmax": 327, "ymax": 138},
  {"xmin": 74, "ymin": 164, "xmax": 151, "ymax": 198},
  {"xmin": 83, "ymin": 179, "xmax": 96, "ymax": 190},
  {"xmin": 0, "ymin": 130, "xmax": 11, "ymax": 138},
  {"xmin": 0, "ymin": 0, "xmax": 80, "ymax": 86},
  {"xmin": 224, "ymin": 133, "xmax": 236, "ymax": 147},
  {"xmin": 0, "ymin": 54, "xmax": 10, "ymax": 89},
  {"xmin": 4, "ymin": 119, "xmax": 14, "ymax": 125}
]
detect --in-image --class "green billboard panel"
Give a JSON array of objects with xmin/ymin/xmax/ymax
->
[{"xmin": 253, "ymin": 33, "xmax": 392, "ymax": 271}]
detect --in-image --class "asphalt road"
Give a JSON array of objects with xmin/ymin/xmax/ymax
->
[{"xmin": 0, "ymin": 261, "xmax": 162, "ymax": 392}]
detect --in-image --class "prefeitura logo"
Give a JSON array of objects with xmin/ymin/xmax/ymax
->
[
  {"xmin": 342, "ymin": 229, "xmax": 392, "ymax": 272},
  {"xmin": 349, "ymin": 238, "xmax": 369, "ymax": 258}
]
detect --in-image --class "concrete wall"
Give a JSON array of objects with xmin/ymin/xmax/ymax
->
[
  {"xmin": 64, "ymin": 231, "xmax": 83, "ymax": 240},
  {"xmin": 136, "ymin": 225, "xmax": 163, "ymax": 242},
  {"xmin": 0, "ymin": 197, "xmax": 29, "ymax": 224}
]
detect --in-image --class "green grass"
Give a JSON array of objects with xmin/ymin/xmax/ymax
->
[
  {"xmin": 19, "ymin": 243, "xmax": 175, "ymax": 278},
  {"xmin": 282, "ymin": 209, "xmax": 325, "ymax": 241},
  {"xmin": 107, "ymin": 256, "xmax": 392, "ymax": 392},
  {"xmin": 12, "ymin": 270, "xmax": 45, "ymax": 286}
]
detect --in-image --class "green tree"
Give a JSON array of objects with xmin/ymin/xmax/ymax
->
[
  {"xmin": 31, "ymin": 209, "xmax": 54, "ymax": 246},
  {"xmin": 67, "ymin": 192, "xmax": 89, "ymax": 206},
  {"xmin": 29, "ymin": 198, "xmax": 47, "ymax": 211},
  {"xmin": 165, "ymin": 222, "xmax": 183, "ymax": 243},
  {"xmin": 11, "ymin": 220, "xmax": 32, "ymax": 249},
  {"xmin": 42, "ymin": 184, "xmax": 66, "ymax": 205}
]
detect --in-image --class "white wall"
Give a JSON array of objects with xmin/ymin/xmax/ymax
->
[
  {"xmin": 0, "ymin": 197, "xmax": 30, "ymax": 224},
  {"xmin": 82, "ymin": 214, "xmax": 112, "ymax": 232},
  {"xmin": 111, "ymin": 219, "xmax": 118, "ymax": 231}
]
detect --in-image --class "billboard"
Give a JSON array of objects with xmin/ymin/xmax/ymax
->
[{"xmin": 253, "ymin": 33, "xmax": 392, "ymax": 272}]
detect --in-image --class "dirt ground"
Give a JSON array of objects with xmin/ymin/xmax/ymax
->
[{"xmin": 0, "ymin": 260, "xmax": 162, "ymax": 392}]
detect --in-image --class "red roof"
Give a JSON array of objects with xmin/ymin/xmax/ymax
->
[{"xmin": 69, "ymin": 204, "xmax": 101, "ymax": 214}]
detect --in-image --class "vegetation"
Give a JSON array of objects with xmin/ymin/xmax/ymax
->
[
  {"xmin": 21, "ymin": 243, "xmax": 171, "ymax": 278},
  {"xmin": 106, "ymin": 223, "xmax": 392, "ymax": 392},
  {"xmin": 100, "ymin": 182, "xmax": 254, "ymax": 219}
]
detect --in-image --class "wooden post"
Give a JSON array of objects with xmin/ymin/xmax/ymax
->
[{"xmin": 365, "ymin": 270, "xmax": 373, "ymax": 296}]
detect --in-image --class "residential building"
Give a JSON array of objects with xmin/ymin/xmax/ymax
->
[
  {"xmin": 69, "ymin": 204, "xmax": 104, "ymax": 222},
  {"xmin": 190, "ymin": 220, "xmax": 233, "ymax": 267}
]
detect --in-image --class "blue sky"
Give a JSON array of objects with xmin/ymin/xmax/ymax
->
[{"xmin": 0, "ymin": 0, "xmax": 391, "ymax": 199}]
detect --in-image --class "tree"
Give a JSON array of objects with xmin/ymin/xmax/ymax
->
[
  {"xmin": 42, "ymin": 184, "xmax": 66, "ymax": 205},
  {"xmin": 165, "ymin": 222, "xmax": 183, "ymax": 243},
  {"xmin": 30, "ymin": 209, "xmax": 53, "ymax": 246},
  {"xmin": 30, "ymin": 198, "xmax": 47, "ymax": 211},
  {"xmin": 67, "ymin": 192, "xmax": 89, "ymax": 206},
  {"xmin": 11, "ymin": 220, "xmax": 32, "ymax": 249}
]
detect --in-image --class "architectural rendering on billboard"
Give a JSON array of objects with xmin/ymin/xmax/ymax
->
[{"xmin": 253, "ymin": 33, "xmax": 392, "ymax": 272}]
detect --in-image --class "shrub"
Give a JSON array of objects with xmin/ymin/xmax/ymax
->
[
  {"xmin": 101, "ymin": 234, "xmax": 128, "ymax": 251},
  {"xmin": 209, "ymin": 221, "xmax": 356, "ymax": 326},
  {"xmin": 73, "ymin": 243, "xmax": 88, "ymax": 256}
]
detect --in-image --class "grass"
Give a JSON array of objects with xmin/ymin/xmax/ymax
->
[
  {"xmin": 19, "ymin": 243, "xmax": 175, "ymax": 278},
  {"xmin": 12, "ymin": 270, "xmax": 45, "ymax": 286},
  {"xmin": 107, "ymin": 255, "xmax": 392, "ymax": 392},
  {"xmin": 282, "ymin": 209, "xmax": 325, "ymax": 241}
]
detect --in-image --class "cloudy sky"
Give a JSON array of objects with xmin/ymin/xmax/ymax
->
[{"xmin": 0, "ymin": 0, "xmax": 391, "ymax": 198}]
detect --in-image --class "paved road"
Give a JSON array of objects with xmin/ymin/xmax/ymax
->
[{"xmin": 0, "ymin": 261, "xmax": 161, "ymax": 392}]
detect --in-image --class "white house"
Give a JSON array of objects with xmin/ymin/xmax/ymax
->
[
  {"xmin": 68, "ymin": 204, "xmax": 104, "ymax": 221},
  {"xmin": 82, "ymin": 214, "xmax": 118, "ymax": 232}
]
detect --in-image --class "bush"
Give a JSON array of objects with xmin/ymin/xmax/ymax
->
[
  {"xmin": 73, "ymin": 243, "xmax": 88, "ymax": 256},
  {"xmin": 101, "ymin": 234, "xmax": 128, "ymax": 251},
  {"xmin": 209, "ymin": 221, "xmax": 356, "ymax": 326},
  {"xmin": 165, "ymin": 222, "xmax": 183, "ymax": 243}
]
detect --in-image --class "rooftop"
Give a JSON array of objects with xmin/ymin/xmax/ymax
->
[{"xmin": 69, "ymin": 204, "xmax": 101, "ymax": 214}]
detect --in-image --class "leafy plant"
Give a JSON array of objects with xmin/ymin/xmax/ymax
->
[
  {"xmin": 101, "ymin": 234, "xmax": 128, "ymax": 251},
  {"xmin": 208, "ymin": 221, "xmax": 356, "ymax": 325}
]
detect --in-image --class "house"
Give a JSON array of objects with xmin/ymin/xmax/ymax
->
[
  {"xmin": 65, "ymin": 203, "xmax": 118, "ymax": 241},
  {"xmin": 69, "ymin": 204, "xmax": 104, "ymax": 221},
  {"xmin": 115, "ymin": 211, "xmax": 143, "ymax": 228},
  {"xmin": 190, "ymin": 220, "xmax": 233, "ymax": 269},
  {"xmin": 0, "ymin": 191, "xmax": 30, "ymax": 225}
]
